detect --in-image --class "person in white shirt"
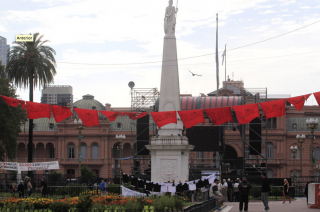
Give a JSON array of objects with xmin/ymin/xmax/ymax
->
[
  {"xmin": 209, "ymin": 179, "xmax": 224, "ymax": 211},
  {"xmin": 222, "ymin": 179, "xmax": 228, "ymax": 201}
]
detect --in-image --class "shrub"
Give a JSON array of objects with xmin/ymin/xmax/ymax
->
[
  {"xmin": 49, "ymin": 202, "xmax": 71, "ymax": 212},
  {"xmin": 76, "ymin": 195, "xmax": 93, "ymax": 212},
  {"xmin": 56, "ymin": 183, "xmax": 81, "ymax": 197},
  {"xmin": 124, "ymin": 200, "xmax": 141, "ymax": 210}
]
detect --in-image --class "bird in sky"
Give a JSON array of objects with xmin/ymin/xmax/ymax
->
[{"xmin": 188, "ymin": 70, "xmax": 202, "ymax": 76}]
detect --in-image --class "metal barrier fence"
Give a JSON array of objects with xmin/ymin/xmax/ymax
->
[
  {"xmin": 249, "ymin": 186, "xmax": 295, "ymax": 200},
  {"xmin": 0, "ymin": 209, "xmax": 185, "ymax": 212},
  {"xmin": 183, "ymin": 198, "xmax": 216, "ymax": 212}
]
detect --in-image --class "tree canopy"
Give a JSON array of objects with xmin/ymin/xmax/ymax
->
[{"xmin": 0, "ymin": 62, "xmax": 27, "ymax": 160}]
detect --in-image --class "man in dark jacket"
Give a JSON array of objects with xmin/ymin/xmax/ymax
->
[
  {"xmin": 18, "ymin": 181, "xmax": 24, "ymax": 198},
  {"xmin": 238, "ymin": 177, "xmax": 252, "ymax": 212},
  {"xmin": 261, "ymin": 173, "xmax": 271, "ymax": 211},
  {"xmin": 41, "ymin": 177, "xmax": 47, "ymax": 197}
]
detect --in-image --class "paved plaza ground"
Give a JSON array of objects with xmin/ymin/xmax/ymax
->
[{"xmin": 218, "ymin": 198, "xmax": 314, "ymax": 212}]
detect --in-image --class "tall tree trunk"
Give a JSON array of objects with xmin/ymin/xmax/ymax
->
[{"xmin": 28, "ymin": 68, "xmax": 33, "ymax": 178}]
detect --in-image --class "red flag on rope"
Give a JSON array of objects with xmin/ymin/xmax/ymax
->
[
  {"xmin": 259, "ymin": 99, "xmax": 286, "ymax": 119},
  {"xmin": 150, "ymin": 111, "xmax": 177, "ymax": 129},
  {"xmin": 26, "ymin": 101, "xmax": 51, "ymax": 119},
  {"xmin": 99, "ymin": 111, "xmax": 126, "ymax": 122},
  {"xmin": 313, "ymin": 92, "xmax": 320, "ymax": 106},
  {"xmin": 1, "ymin": 95, "xmax": 25, "ymax": 109},
  {"xmin": 287, "ymin": 95, "xmax": 307, "ymax": 111},
  {"xmin": 233, "ymin": 103, "xmax": 260, "ymax": 125},
  {"xmin": 74, "ymin": 108, "xmax": 100, "ymax": 127},
  {"xmin": 50, "ymin": 105, "xmax": 73, "ymax": 123},
  {"xmin": 204, "ymin": 107, "xmax": 233, "ymax": 125},
  {"xmin": 177, "ymin": 109, "xmax": 205, "ymax": 129},
  {"xmin": 125, "ymin": 112, "xmax": 148, "ymax": 120},
  {"xmin": 304, "ymin": 93, "xmax": 312, "ymax": 100}
]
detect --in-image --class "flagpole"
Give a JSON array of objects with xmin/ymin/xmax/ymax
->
[
  {"xmin": 216, "ymin": 14, "xmax": 219, "ymax": 98},
  {"xmin": 225, "ymin": 44, "xmax": 227, "ymax": 81}
]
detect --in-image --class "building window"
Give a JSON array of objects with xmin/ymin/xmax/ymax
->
[
  {"xmin": 267, "ymin": 143, "xmax": 274, "ymax": 159},
  {"xmin": 67, "ymin": 169, "xmax": 75, "ymax": 178},
  {"xmin": 272, "ymin": 118, "xmax": 277, "ymax": 129},
  {"xmin": 316, "ymin": 147, "xmax": 320, "ymax": 160},
  {"xmin": 49, "ymin": 147, "xmax": 55, "ymax": 158},
  {"xmin": 291, "ymin": 171, "xmax": 301, "ymax": 178},
  {"xmin": 92, "ymin": 143, "xmax": 99, "ymax": 159},
  {"xmin": 198, "ymin": 152, "xmax": 205, "ymax": 159},
  {"xmin": 68, "ymin": 143, "xmax": 75, "ymax": 158},
  {"xmin": 267, "ymin": 169, "xmax": 274, "ymax": 178},
  {"xmin": 117, "ymin": 122, "xmax": 122, "ymax": 129},
  {"xmin": 317, "ymin": 171, "xmax": 320, "ymax": 177},
  {"xmin": 81, "ymin": 143, "xmax": 87, "ymax": 159}
]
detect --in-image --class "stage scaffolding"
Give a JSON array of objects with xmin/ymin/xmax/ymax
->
[{"xmin": 130, "ymin": 88, "xmax": 159, "ymax": 177}]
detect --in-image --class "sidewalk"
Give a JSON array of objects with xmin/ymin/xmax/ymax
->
[{"xmin": 218, "ymin": 198, "xmax": 312, "ymax": 212}]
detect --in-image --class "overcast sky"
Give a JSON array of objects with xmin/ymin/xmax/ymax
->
[{"xmin": 1, "ymin": 0, "xmax": 320, "ymax": 107}]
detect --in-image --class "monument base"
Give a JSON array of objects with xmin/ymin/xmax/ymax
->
[{"xmin": 146, "ymin": 136, "xmax": 194, "ymax": 183}]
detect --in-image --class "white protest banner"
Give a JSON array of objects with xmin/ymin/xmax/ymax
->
[
  {"xmin": 0, "ymin": 162, "xmax": 18, "ymax": 171},
  {"xmin": 18, "ymin": 161, "xmax": 59, "ymax": 172}
]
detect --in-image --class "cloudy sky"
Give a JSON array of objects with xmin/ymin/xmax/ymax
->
[{"xmin": 1, "ymin": 0, "xmax": 320, "ymax": 107}]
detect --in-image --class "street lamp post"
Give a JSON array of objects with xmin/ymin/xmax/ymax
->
[
  {"xmin": 296, "ymin": 134, "xmax": 305, "ymax": 176},
  {"xmin": 74, "ymin": 119, "xmax": 84, "ymax": 178},
  {"xmin": 116, "ymin": 134, "xmax": 126, "ymax": 186},
  {"xmin": 306, "ymin": 118, "xmax": 318, "ymax": 177},
  {"xmin": 290, "ymin": 146, "xmax": 298, "ymax": 179}
]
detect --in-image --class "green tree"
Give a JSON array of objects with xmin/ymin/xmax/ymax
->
[
  {"xmin": 0, "ymin": 61, "xmax": 27, "ymax": 160},
  {"xmin": 6, "ymin": 33, "xmax": 56, "ymax": 164},
  {"xmin": 81, "ymin": 166, "xmax": 96, "ymax": 183}
]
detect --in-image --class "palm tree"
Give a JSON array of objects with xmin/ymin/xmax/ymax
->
[{"xmin": 6, "ymin": 33, "xmax": 57, "ymax": 168}]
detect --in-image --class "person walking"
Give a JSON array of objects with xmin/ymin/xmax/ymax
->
[
  {"xmin": 282, "ymin": 179, "xmax": 291, "ymax": 203},
  {"xmin": 18, "ymin": 181, "xmax": 24, "ymax": 198},
  {"xmin": 227, "ymin": 179, "xmax": 234, "ymax": 202},
  {"xmin": 304, "ymin": 182, "xmax": 310, "ymax": 205},
  {"xmin": 99, "ymin": 180, "xmax": 107, "ymax": 196},
  {"xmin": 238, "ymin": 177, "xmax": 251, "ymax": 212},
  {"xmin": 261, "ymin": 173, "xmax": 271, "ymax": 211},
  {"xmin": 222, "ymin": 179, "xmax": 228, "ymax": 202},
  {"xmin": 41, "ymin": 177, "xmax": 47, "ymax": 197},
  {"xmin": 209, "ymin": 179, "xmax": 224, "ymax": 211},
  {"xmin": 233, "ymin": 179, "xmax": 240, "ymax": 202},
  {"xmin": 27, "ymin": 178, "xmax": 33, "ymax": 197}
]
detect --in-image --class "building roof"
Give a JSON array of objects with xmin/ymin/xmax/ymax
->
[
  {"xmin": 207, "ymin": 84, "xmax": 241, "ymax": 96},
  {"xmin": 20, "ymin": 118, "xmax": 57, "ymax": 132},
  {"xmin": 72, "ymin": 94, "xmax": 106, "ymax": 119}
]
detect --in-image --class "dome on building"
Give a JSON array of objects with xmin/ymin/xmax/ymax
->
[{"xmin": 72, "ymin": 94, "xmax": 106, "ymax": 119}]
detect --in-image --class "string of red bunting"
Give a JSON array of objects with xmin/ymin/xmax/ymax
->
[{"xmin": 2, "ymin": 92, "xmax": 320, "ymax": 129}]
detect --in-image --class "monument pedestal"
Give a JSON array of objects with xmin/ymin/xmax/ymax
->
[{"xmin": 146, "ymin": 136, "xmax": 194, "ymax": 183}]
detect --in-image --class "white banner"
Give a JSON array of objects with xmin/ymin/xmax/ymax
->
[
  {"xmin": 0, "ymin": 162, "xmax": 19, "ymax": 171},
  {"xmin": 18, "ymin": 161, "xmax": 59, "ymax": 171},
  {"xmin": 121, "ymin": 186, "xmax": 146, "ymax": 197}
]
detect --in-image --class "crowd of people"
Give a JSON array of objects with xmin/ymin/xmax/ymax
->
[{"xmin": 8, "ymin": 176, "xmax": 48, "ymax": 198}]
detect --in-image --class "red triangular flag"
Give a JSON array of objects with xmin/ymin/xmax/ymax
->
[
  {"xmin": 233, "ymin": 103, "xmax": 260, "ymax": 125},
  {"xmin": 287, "ymin": 95, "xmax": 306, "ymax": 111},
  {"xmin": 204, "ymin": 107, "xmax": 233, "ymax": 125},
  {"xmin": 304, "ymin": 93, "xmax": 312, "ymax": 100},
  {"xmin": 177, "ymin": 109, "xmax": 205, "ymax": 129},
  {"xmin": 259, "ymin": 99, "xmax": 286, "ymax": 119},
  {"xmin": 150, "ymin": 111, "xmax": 177, "ymax": 129},
  {"xmin": 74, "ymin": 108, "xmax": 100, "ymax": 127},
  {"xmin": 1, "ymin": 95, "xmax": 20, "ymax": 107},
  {"xmin": 313, "ymin": 92, "xmax": 320, "ymax": 106},
  {"xmin": 125, "ymin": 112, "xmax": 148, "ymax": 120},
  {"xmin": 26, "ymin": 101, "xmax": 51, "ymax": 119},
  {"xmin": 51, "ymin": 105, "xmax": 73, "ymax": 123},
  {"xmin": 99, "ymin": 111, "xmax": 125, "ymax": 122},
  {"xmin": 18, "ymin": 100, "xmax": 26, "ymax": 110}
]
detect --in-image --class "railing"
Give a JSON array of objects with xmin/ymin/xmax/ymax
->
[
  {"xmin": 0, "ymin": 209, "xmax": 184, "ymax": 212},
  {"xmin": 183, "ymin": 198, "xmax": 216, "ymax": 212},
  {"xmin": 8, "ymin": 158, "xmax": 57, "ymax": 162}
]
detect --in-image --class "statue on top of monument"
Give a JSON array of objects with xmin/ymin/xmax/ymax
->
[{"xmin": 164, "ymin": 0, "xmax": 178, "ymax": 37}]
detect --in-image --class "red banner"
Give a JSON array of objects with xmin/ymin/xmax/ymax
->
[
  {"xmin": 177, "ymin": 109, "xmax": 205, "ymax": 129},
  {"xmin": 1, "ymin": 95, "xmax": 25, "ymax": 110},
  {"xmin": 74, "ymin": 108, "xmax": 100, "ymax": 127},
  {"xmin": 204, "ymin": 107, "xmax": 233, "ymax": 125},
  {"xmin": 287, "ymin": 95, "xmax": 306, "ymax": 111},
  {"xmin": 259, "ymin": 99, "xmax": 286, "ymax": 119},
  {"xmin": 125, "ymin": 112, "xmax": 148, "ymax": 120},
  {"xmin": 233, "ymin": 103, "xmax": 260, "ymax": 125},
  {"xmin": 99, "ymin": 111, "xmax": 126, "ymax": 122},
  {"xmin": 313, "ymin": 92, "xmax": 320, "ymax": 107},
  {"xmin": 150, "ymin": 111, "xmax": 177, "ymax": 129},
  {"xmin": 50, "ymin": 105, "xmax": 73, "ymax": 123},
  {"xmin": 26, "ymin": 101, "xmax": 51, "ymax": 119}
]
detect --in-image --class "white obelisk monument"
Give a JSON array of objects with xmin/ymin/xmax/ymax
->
[{"xmin": 146, "ymin": 0, "xmax": 194, "ymax": 183}]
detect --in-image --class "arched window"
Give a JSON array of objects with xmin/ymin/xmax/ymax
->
[
  {"xmin": 68, "ymin": 143, "xmax": 75, "ymax": 158},
  {"xmin": 316, "ymin": 147, "xmax": 320, "ymax": 160},
  {"xmin": 123, "ymin": 143, "xmax": 131, "ymax": 158},
  {"xmin": 92, "ymin": 143, "xmax": 99, "ymax": 159},
  {"xmin": 291, "ymin": 171, "xmax": 301, "ymax": 178},
  {"xmin": 267, "ymin": 143, "xmax": 274, "ymax": 159},
  {"xmin": 267, "ymin": 169, "xmax": 274, "ymax": 178},
  {"xmin": 81, "ymin": 143, "xmax": 87, "ymax": 159}
]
